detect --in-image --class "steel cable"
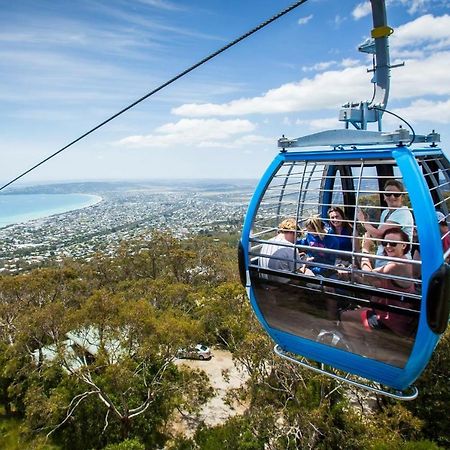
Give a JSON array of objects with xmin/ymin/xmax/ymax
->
[{"xmin": 0, "ymin": 0, "xmax": 309, "ymax": 192}]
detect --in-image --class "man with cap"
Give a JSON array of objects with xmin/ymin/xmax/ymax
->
[{"xmin": 259, "ymin": 218, "xmax": 303, "ymax": 281}]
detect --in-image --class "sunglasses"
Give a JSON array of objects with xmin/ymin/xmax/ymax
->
[
  {"xmin": 381, "ymin": 241, "xmax": 402, "ymax": 248},
  {"xmin": 384, "ymin": 192, "xmax": 402, "ymax": 198}
]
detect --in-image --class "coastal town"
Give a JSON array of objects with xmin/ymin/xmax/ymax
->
[{"xmin": 0, "ymin": 181, "xmax": 254, "ymax": 273}]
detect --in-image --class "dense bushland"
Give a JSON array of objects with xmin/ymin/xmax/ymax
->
[{"xmin": 0, "ymin": 231, "xmax": 448, "ymax": 449}]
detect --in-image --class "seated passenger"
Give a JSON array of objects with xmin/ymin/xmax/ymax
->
[
  {"xmin": 411, "ymin": 211, "xmax": 448, "ymax": 279},
  {"xmin": 436, "ymin": 211, "xmax": 450, "ymax": 261},
  {"xmin": 340, "ymin": 227, "xmax": 417, "ymax": 338},
  {"xmin": 259, "ymin": 218, "xmax": 302, "ymax": 281},
  {"xmin": 298, "ymin": 216, "xmax": 338, "ymax": 277},
  {"xmin": 411, "ymin": 226, "xmax": 421, "ymax": 280},
  {"xmin": 357, "ymin": 179, "xmax": 413, "ymax": 268},
  {"xmin": 327, "ymin": 206, "xmax": 359, "ymax": 263}
]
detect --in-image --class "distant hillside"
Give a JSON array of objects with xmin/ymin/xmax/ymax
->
[{"xmin": 2, "ymin": 179, "xmax": 258, "ymax": 195}]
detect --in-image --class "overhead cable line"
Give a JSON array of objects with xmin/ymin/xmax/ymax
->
[{"xmin": 0, "ymin": 0, "xmax": 309, "ymax": 192}]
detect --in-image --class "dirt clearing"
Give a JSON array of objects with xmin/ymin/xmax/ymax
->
[{"xmin": 173, "ymin": 349, "xmax": 249, "ymax": 435}]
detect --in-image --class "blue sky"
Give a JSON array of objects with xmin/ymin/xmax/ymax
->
[{"xmin": 1, "ymin": 0, "xmax": 450, "ymax": 185}]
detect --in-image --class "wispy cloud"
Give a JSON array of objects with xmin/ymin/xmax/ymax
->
[
  {"xmin": 170, "ymin": 15, "xmax": 450, "ymax": 119},
  {"xmin": 352, "ymin": 0, "xmax": 443, "ymax": 19},
  {"xmin": 396, "ymin": 0, "xmax": 430, "ymax": 14},
  {"xmin": 197, "ymin": 134, "xmax": 273, "ymax": 149},
  {"xmin": 383, "ymin": 99, "xmax": 450, "ymax": 126},
  {"xmin": 298, "ymin": 14, "xmax": 313, "ymax": 25},
  {"xmin": 390, "ymin": 14, "xmax": 450, "ymax": 58},
  {"xmin": 301, "ymin": 58, "xmax": 360, "ymax": 72},
  {"xmin": 352, "ymin": 2, "xmax": 372, "ymax": 20},
  {"xmin": 295, "ymin": 117, "xmax": 342, "ymax": 130},
  {"xmin": 333, "ymin": 15, "xmax": 347, "ymax": 28},
  {"xmin": 340, "ymin": 58, "xmax": 360, "ymax": 67},
  {"xmin": 0, "ymin": 16, "xmax": 168, "ymax": 64},
  {"xmin": 114, "ymin": 118, "xmax": 262, "ymax": 149},
  {"xmin": 89, "ymin": 2, "xmax": 223, "ymax": 42},
  {"xmin": 302, "ymin": 61, "xmax": 336, "ymax": 72},
  {"xmin": 0, "ymin": 47, "xmax": 158, "ymax": 108},
  {"xmin": 172, "ymin": 66, "xmax": 370, "ymax": 117},
  {"xmin": 134, "ymin": 0, "xmax": 185, "ymax": 11},
  {"xmin": 392, "ymin": 51, "xmax": 450, "ymax": 98}
]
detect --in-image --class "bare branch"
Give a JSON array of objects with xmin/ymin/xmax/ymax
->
[
  {"xmin": 102, "ymin": 408, "xmax": 110, "ymax": 434},
  {"xmin": 128, "ymin": 360, "xmax": 174, "ymax": 417},
  {"xmin": 46, "ymin": 390, "xmax": 98, "ymax": 438},
  {"xmin": 79, "ymin": 373, "xmax": 123, "ymax": 419}
]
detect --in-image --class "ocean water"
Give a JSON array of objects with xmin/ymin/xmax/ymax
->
[{"xmin": 0, "ymin": 193, "xmax": 102, "ymax": 228}]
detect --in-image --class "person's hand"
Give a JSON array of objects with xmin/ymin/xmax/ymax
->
[
  {"xmin": 362, "ymin": 232, "xmax": 372, "ymax": 251},
  {"xmin": 337, "ymin": 269, "xmax": 349, "ymax": 280},
  {"xmin": 357, "ymin": 208, "xmax": 366, "ymax": 222}
]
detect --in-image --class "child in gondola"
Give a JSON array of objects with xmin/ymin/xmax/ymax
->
[{"xmin": 297, "ymin": 216, "xmax": 339, "ymax": 277}]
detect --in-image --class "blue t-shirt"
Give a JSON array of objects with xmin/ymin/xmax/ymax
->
[
  {"xmin": 327, "ymin": 224, "xmax": 353, "ymax": 253},
  {"xmin": 298, "ymin": 233, "xmax": 339, "ymax": 275}
]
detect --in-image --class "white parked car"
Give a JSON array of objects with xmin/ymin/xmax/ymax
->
[{"xmin": 177, "ymin": 344, "xmax": 212, "ymax": 360}]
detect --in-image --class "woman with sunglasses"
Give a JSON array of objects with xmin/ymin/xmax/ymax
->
[
  {"xmin": 357, "ymin": 179, "xmax": 413, "ymax": 268},
  {"xmin": 339, "ymin": 227, "xmax": 417, "ymax": 359}
]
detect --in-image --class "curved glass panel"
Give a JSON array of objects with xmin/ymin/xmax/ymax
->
[{"xmin": 249, "ymin": 156, "xmax": 422, "ymax": 368}]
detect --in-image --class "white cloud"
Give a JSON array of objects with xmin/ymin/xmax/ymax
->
[
  {"xmin": 387, "ymin": 99, "xmax": 450, "ymax": 125},
  {"xmin": 172, "ymin": 66, "xmax": 371, "ymax": 117},
  {"xmin": 391, "ymin": 49, "xmax": 425, "ymax": 59},
  {"xmin": 114, "ymin": 118, "xmax": 261, "ymax": 149},
  {"xmin": 302, "ymin": 58, "xmax": 360, "ymax": 73},
  {"xmin": 171, "ymin": 14, "xmax": 450, "ymax": 120},
  {"xmin": 298, "ymin": 14, "xmax": 313, "ymax": 25},
  {"xmin": 295, "ymin": 117, "xmax": 342, "ymax": 131},
  {"xmin": 393, "ymin": 51, "xmax": 450, "ymax": 99},
  {"xmin": 352, "ymin": 0, "xmax": 435, "ymax": 20},
  {"xmin": 334, "ymin": 15, "xmax": 346, "ymax": 28},
  {"xmin": 390, "ymin": 14, "xmax": 450, "ymax": 58},
  {"xmin": 395, "ymin": 0, "xmax": 429, "ymax": 14},
  {"xmin": 89, "ymin": 3, "xmax": 222, "ymax": 42},
  {"xmin": 302, "ymin": 61, "xmax": 336, "ymax": 72},
  {"xmin": 340, "ymin": 58, "xmax": 360, "ymax": 68},
  {"xmin": 135, "ymin": 0, "xmax": 184, "ymax": 11},
  {"xmin": 352, "ymin": 2, "xmax": 371, "ymax": 20},
  {"xmin": 198, "ymin": 134, "xmax": 273, "ymax": 149}
]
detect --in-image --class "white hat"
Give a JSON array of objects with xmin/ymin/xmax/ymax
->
[{"xmin": 436, "ymin": 211, "xmax": 446, "ymax": 223}]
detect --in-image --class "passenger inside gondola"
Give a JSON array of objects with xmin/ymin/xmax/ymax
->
[
  {"xmin": 357, "ymin": 179, "xmax": 413, "ymax": 268},
  {"xmin": 327, "ymin": 206, "xmax": 358, "ymax": 264},
  {"xmin": 412, "ymin": 210, "xmax": 450, "ymax": 279},
  {"xmin": 258, "ymin": 218, "xmax": 303, "ymax": 282},
  {"xmin": 339, "ymin": 227, "xmax": 417, "ymax": 364},
  {"xmin": 436, "ymin": 211, "xmax": 450, "ymax": 261},
  {"xmin": 297, "ymin": 216, "xmax": 338, "ymax": 277},
  {"xmin": 411, "ymin": 226, "xmax": 421, "ymax": 280}
]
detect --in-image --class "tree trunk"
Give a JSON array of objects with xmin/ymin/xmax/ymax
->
[{"xmin": 121, "ymin": 416, "xmax": 131, "ymax": 440}]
